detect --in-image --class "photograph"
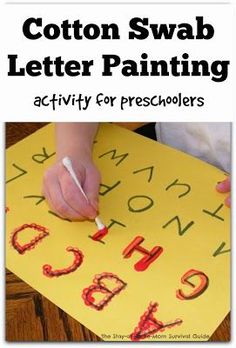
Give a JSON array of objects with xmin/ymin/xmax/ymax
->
[{"xmin": 5, "ymin": 122, "xmax": 230, "ymax": 341}]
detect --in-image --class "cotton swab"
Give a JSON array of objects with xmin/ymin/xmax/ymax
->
[
  {"xmin": 62, "ymin": 156, "xmax": 108, "ymax": 240},
  {"xmin": 62, "ymin": 157, "xmax": 88, "ymax": 202}
]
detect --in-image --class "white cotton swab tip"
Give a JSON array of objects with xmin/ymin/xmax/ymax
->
[{"xmin": 95, "ymin": 216, "xmax": 105, "ymax": 230}]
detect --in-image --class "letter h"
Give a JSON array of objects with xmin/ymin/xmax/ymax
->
[{"xmin": 122, "ymin": 236, "xmax": 163, "ymax": 271}]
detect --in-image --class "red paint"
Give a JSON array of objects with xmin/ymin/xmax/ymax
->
[
  {"xmin": 176, "ymin": 269, "xmax": 209, "ymax": 300},
  {"xmin": 11, "ymin": 223, "xmax": 49, "ymax": 254},
  {"xmin": 123, "ymin": 236, "xmax": 163, "ymax": 271},
  {"xmin": 131, "ymin": 302, "xmax": 183, "ymax": 341},
  {"xmin": 43, "ymin": 246, "xmax": 84, "ymax": 277},
  {"xmin": 91, "ymin": 226, "xmax": 108, "ymax": 241},
  {"xmin": 82, "ymin": 272, "xmax": 127, "ymax": 310}
]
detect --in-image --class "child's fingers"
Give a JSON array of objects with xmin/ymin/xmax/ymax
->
[
  {"xmin": 59, "ymin": 164, "xmax": 97, "ymax": 219},
  {"xmin": 43, "ymin": 169, "xmax": 86, "ymax": 220},
  {"xmin": 216, "ymin": 176, "xmax": 230, "ymax": 193},
  {"xmin": 46, "ymin": 180, "xmax": 86, "ymax": 220},
  {"xmin": 84, "ymin": 166, "xmax": 101, "ymax": 212},
  {"xmin": 42, "ymin": 183, "xmax": 58, "ymax": 214},
  {"xmin": 215, "ymin": 177, "xmax": 231, "ymax": 208},
  {"xmin": 225, "ymin": 195, "xmax": 231, "ymax": 208}
]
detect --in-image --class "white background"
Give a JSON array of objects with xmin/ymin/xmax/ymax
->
[{"xmin": 0, "ymin": 2, "xmax": 234, "ymax": 120}]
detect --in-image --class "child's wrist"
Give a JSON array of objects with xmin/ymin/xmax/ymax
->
[{"xmin": 56, "ymin": 143, "xmax": 93, "ymax": 163}]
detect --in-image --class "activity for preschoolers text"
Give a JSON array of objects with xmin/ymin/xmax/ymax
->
[{"xmin": 6, "ymin": 123, "xmax": 230, "ymax": 341}]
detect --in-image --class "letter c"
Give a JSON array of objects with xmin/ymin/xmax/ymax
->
[{"xmin": 22, "ymin": 17, "xmax": 42, "ymax": 40}]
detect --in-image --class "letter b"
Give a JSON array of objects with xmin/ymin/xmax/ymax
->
[{"xmin": 196, "ymin": 16, "xmax": 214, "ymax": 40}]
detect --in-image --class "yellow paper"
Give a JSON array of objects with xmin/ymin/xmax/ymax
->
[{"xmin": 6, "ymin": 123, "xmax": 230, "ymax": 341}]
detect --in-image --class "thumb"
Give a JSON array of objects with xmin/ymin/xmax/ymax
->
[{"xmin": 216, "ymin": 176, "xmax": 230, "ymax": 193}]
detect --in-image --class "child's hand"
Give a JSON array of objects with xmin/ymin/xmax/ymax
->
[
  {"xmin": 216, "ymin": 176, "xmax": 231, "ymax": 208},
  {"xmin": 42, "ymin": 157, "xmax": 101, "ymax": 220}
]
